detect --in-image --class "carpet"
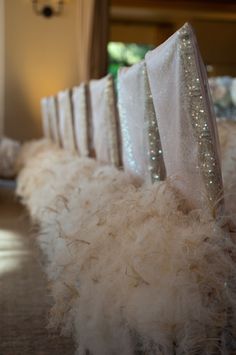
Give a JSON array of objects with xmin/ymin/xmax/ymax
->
[{"xmin": 0, "ymin": 189, "xmax": 75, "ymax": 355}]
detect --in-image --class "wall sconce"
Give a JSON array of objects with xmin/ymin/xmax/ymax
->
[{"xmin": 32, "ymin": 0, "xmax": 64, "ymax": 18}]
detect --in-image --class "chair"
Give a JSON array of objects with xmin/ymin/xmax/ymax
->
[
  {"xmin": 57, "ymin": 89, "xmax": 77, "ymax": 153},
  {"xmin": 89, "ymin": 74, "xmax": 122, "ymax": 167}
]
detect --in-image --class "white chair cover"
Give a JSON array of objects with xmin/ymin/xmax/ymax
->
[
  {"xmin": 90, "ymin": 74, "xmax": 121, "ymax": 167},
  {"xmin": 48, "ymin": 96, "xmax": 61, "ymax": 146},
  {"xmin": 72, "ymin": 84, "xmax": 90, "ymax": 157},
  {"xmin": 145, "ymin": 23, "xmax": 223, "ymax": 214},
  {"xmin": 57, "ymin": 90, "xmax": 76, "ymax": 153},
  {"xmin": 118, "ymin": 62, "xmax": 165, "ymax": 184},
  {"xmin": 40, "ymin": 97, "xmax": 51, "ymax": 139}
]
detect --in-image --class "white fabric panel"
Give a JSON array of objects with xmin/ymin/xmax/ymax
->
[
  {"xmin": 48, "ymin": 96, "xmax": 61, "ymax": 146},
  {"xmin": 72, "ymin": 84, "xmax": 90, "ymax": 157},
  {"xmin": 145, "ymin": 23, "xmax": 223, "ymax": 213},
  {"xmin": 40, "ymin": 97, "xmax": 51, "ymax": 139},
  {"xmin": 57, "ymin": 90, "xmax": 76, "ymax": 153},
  {"xmin": 90, "ymin": 75, "xmax": 121, "ymax": 166}
]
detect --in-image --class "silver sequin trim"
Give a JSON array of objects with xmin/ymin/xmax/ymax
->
[
  {"xmin": 178, "ymin": 24, "xmax": 223, "ymax": 213},
  {"xmin": 143, "ymin": 63, "xmax": 166, "ymax": 183},
  {"xmin": 104, "ymin": 75, "xmax": 122, "ymax": 167},
  {"xmin": 118, "ymin": 76, "xmax": 138, "ymax": 174}
]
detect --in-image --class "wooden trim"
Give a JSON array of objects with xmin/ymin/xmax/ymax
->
[
  {"xmin": 111, "ymin": 5, "xmax": 236, "ymax": 23},
  {"xmin": 111, "ymin": 0, "xmax": 236, "ymax": 13}
]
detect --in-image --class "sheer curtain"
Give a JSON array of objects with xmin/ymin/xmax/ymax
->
[
  {"xmin": 76, "ymin": 0, "xmax": 109, "ymax": 83},
  {"xmin": 0, "ymin": 0, "xmax": 5, "ymax": 137}
]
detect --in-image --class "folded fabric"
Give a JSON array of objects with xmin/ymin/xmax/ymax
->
[
  {"xmin": 48, "ymin": 96, "xmax": 61, "ymax": 146},
  {"xmin": 72, "ymin": 84, "xmax": 91, "ymax": 157},
  {"xmin": 145, "ymin": 23, "xmax": 223, "ymax": 215},
  {"xmin": 0, "ymin": 137, "xmax": 21, "ymax": 178},
  {"xmin": 90, "ymin": 74, "xmax": 122, "ymax": 167},
  {"xmin": 57, "ymin": 90, "xmax": 77, "ymax": 153},
  {"xmin": 41, "ymin": 97, "xmax": 52, "ymax": 139},
  {"xmin": 118, "ymin": 62, "xmax": 165, "ymax": 184}
]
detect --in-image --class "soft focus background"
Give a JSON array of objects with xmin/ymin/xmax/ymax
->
[{"xmin": 1, "ymin": 0, "xmax": 236, "ymax": 140}]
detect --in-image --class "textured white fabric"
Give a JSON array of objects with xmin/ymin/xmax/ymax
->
[
  {"xmin": 16, "ymin": 131, "xmax": 236, "ymax": 354},
  {"xmin": 145, "ymin": 23, "xmax": 223, "ymax": 212},
  {"xmin": 72, "ymin": 84, "xmax": 90, "ymax": 157},
  {"xmin": 48, "ymin": 96, "xmax": 61, "ymax": 146},
  {"xmin": 118, "ymin": 63, "xmax": 147, "ymax": 182},
  {"xmin": 218, "ymin": 120, "xmax": 236, "ymax": 219},
  {"xmin": 57, "ymin": 90, "xmax": 76, "ymax": 153},
  {"xmin": 35, "ymin": 167, "xmax": 236, "ymax": 355},
  {"xmin": 118, "ymin": 63, "xmax": 165, "ymax": 184},
  {"xmin": 90, "ymin": 74, "xmax": 121, "ymax": 166},
  {"xmin": 0, "ymin": 137, "xmax": 20, "ymax": 178},
  {"xmin": 41, "ymin": 97, "xmax": 51, "ymax": 139},
  {"xmin": 15, "ymin": 138, "xmax": 58, "ymax": 173}
]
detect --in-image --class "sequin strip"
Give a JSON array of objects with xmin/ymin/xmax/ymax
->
[
  {"xmin": 69, "ymin": 89, "xmax": 78, "ymax": 153},
  {"xmin": 104, "ymin": 76, "xmax": 122, "ymax": 167},
  {"xmin": 48, "ymin": 97, "xmax": 60, "ymax": 146},
  {"xmin": 118, "ymin": 77, "xmax": 139, "ymax": 174},
  {"xmin": 143, "ymin": 64, "xmax": 166, "ymax": 183},
  {"xmin": 41, "ymin": 98, "xmax": 51, "ymax": 139},
  {"xmin": 85, "ymin": 84, "xmax": 95, "ymax": 157},
  {"xmin": 78, "ymin": 84, "xmax": 89, "ymax": 157},
  {"xmin": 179, "ymin": 24, "xmax": 223, "ymax": 212}
]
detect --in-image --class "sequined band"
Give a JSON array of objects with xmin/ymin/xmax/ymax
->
[
  {"xmin": 118, "ymin": 76, "xmax": 139, "ymax": 174},
  {"xmin": 143, "ymin": 63, "xmax": 166, "ymax": 183},
  {"xmin": 58, "ymin": 91, "xmax": 76, "ymax": 153},
  {"xmin": 78, "ymin": 84, "xmax": 89, "ymax": 157},
  {"xmin": 179, "ymin": 24, "xmax": 223, "ymax": 213},
  {"xmin": 104, "ymin": 76, "xmax": 122, "ymax": 167},
  {"xmin": 86, "ymin": 84, "xmax": 95, "ymax": 157}
]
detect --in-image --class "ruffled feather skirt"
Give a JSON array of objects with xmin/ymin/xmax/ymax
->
[{"xmin": 14, "ymin": 124, "xmax": 236, "ymax": 354}]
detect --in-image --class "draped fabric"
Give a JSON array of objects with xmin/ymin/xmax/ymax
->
[
  {"xmin": 41, "ymin": 98, "xmax": 51, "ymax": 140},
  {"xmin": 48, "ymin": 96, "xmax": 61, "ymax": 146},
  {"xmin": 90, "ymin": 74, "xmax": 122, "ymax": 166},
  {"xmin": 76, "ymin": 0, "xmax": 109, "ymax": 83},
  {"xmin": 57, "ymin": 90, "xmax": 77, "ymax": 153},
  {"xmin": 145, "ymin": 23, "xmax": 223, "ymax": 214},
  {"xmin": 118, "ymin": 63, "xmax": 165, "ymax": 184},
  {"xmin": 72, "ymin": 84, "xmax": 90, "ymax": 157}
]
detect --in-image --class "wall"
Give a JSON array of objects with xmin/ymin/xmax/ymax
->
[
  {"xmin": 5, "ymin": 0, "xmax": 79, "ymax": 141},
  {"xmin": 0, "ymin": 0, "xmax": 4, "ymax": 136},
  {"xmin": 5, "ymin": 1, "xmax": 236, "ymax": 140}
]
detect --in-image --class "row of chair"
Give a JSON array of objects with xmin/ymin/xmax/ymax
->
[
  {"xmin": 15, "ymin": 22, "xmax": 236, "ymax": 355},
  {"xmin": 41, "ymin": 22, "xmax": 223, "ymax": 217},
  {"xmin": 41, "ymin": 74, "xmax": 122, "ymax": 169}
]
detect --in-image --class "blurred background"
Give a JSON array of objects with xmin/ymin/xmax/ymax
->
[{"xmin": 1, "ymin": 0, "xmax": 236, "ymax": 141}]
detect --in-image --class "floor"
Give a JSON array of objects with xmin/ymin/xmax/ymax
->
[{"xmin": 0, "ymin": 188, "xmax": 75, "ymax": 355}]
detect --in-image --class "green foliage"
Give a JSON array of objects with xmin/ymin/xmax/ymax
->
[{"xmin": 108, "ymin": 42, "xmax": 154, "ymax": 79}]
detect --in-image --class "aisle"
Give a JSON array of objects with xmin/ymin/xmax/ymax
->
[{"xmin": 0, "ymin": 189, "xmax": 75, "ymax": 355}]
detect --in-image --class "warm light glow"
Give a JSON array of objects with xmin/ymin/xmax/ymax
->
[{"xmin": 0, "ymin": 229, "xmax": 30, "ymax": 275}]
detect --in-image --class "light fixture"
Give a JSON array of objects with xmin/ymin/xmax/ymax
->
[{"xmin": 32, "ymin": 0, "xmax": 64, "ymax": 18}]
